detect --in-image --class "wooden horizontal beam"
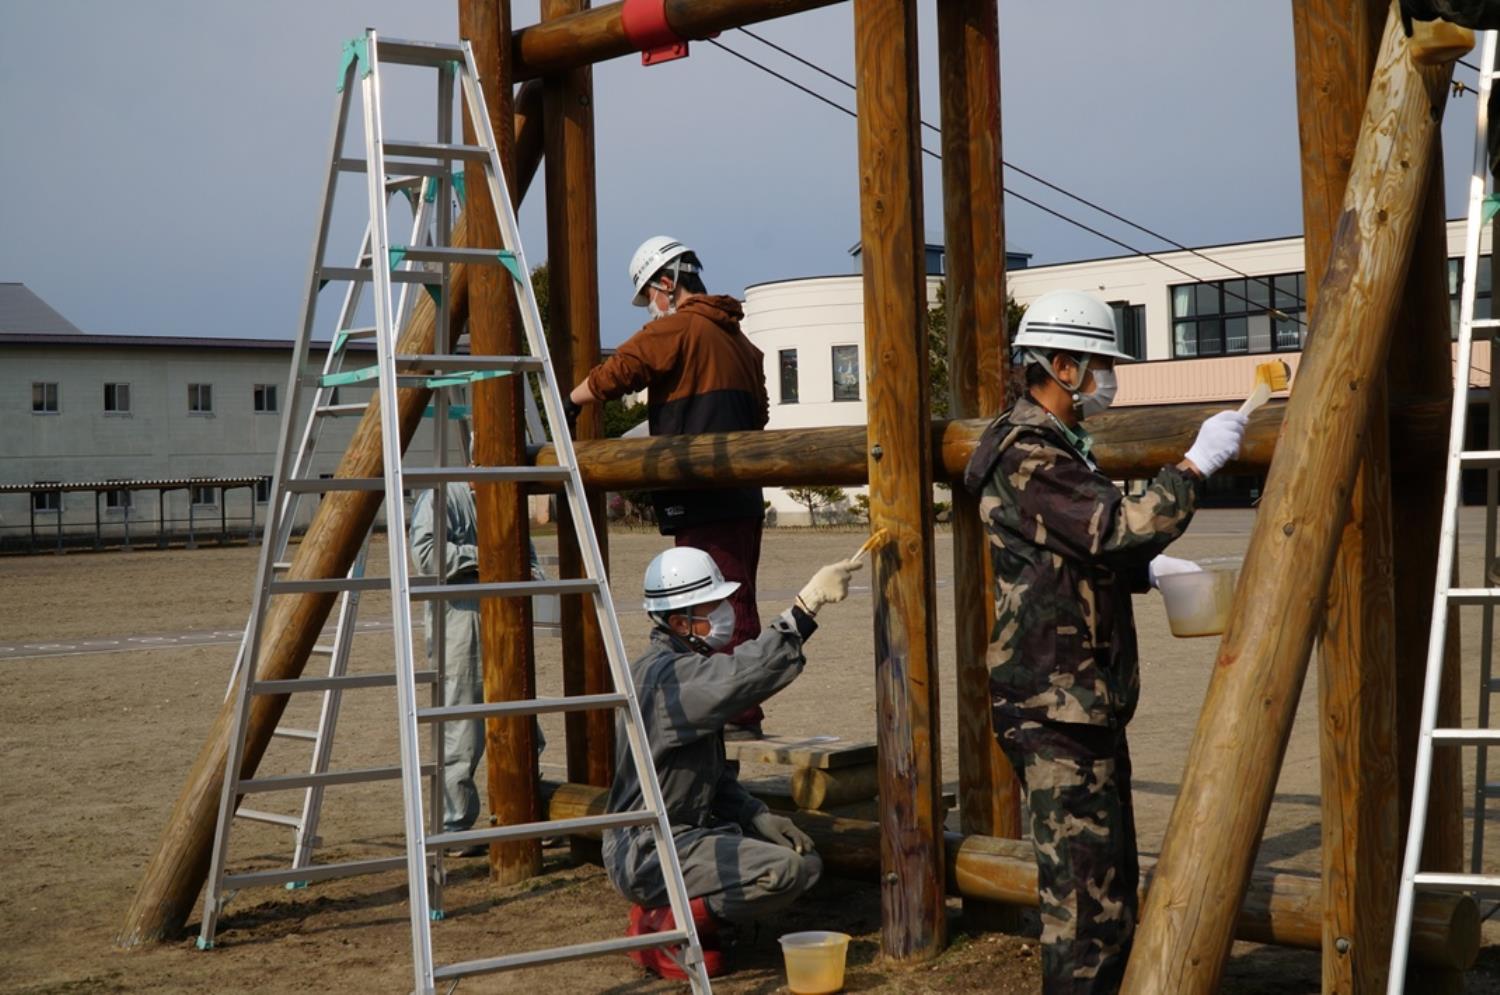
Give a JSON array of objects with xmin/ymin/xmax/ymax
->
[
  {"xmin": 511, "ymin": 0, "xmax": 845, "ymax": 80},
  {"xmin": 533, "ymin": 397, "xmax": 1450, "ymax": 490},
  {"xmin": 540, "ymin": 781, "xmax": 1477, "ymax": 969}
]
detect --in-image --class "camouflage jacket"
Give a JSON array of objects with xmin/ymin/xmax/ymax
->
[{"xmin": 962, "ymin": 397, "xmax": 1197, "ymax": 727}]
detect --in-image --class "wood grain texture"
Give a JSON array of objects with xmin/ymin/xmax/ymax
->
[
  {"xmin": 1121, "ymin": 10, "xmax": 1453, "ymax": 992},
  {"xmin": 540, "ymin": 0, "xmax": 614, "ymax": 794},
  {"xmin": 540, "ymin": 781, "xmax": 1478, "ymax": 968},
  {"xmin": 1291, "ymin": 2, "xmax": 1400, "ymax": 990},
  {"xmin": 937, "ymin": 0, "xmax": 1021, "ymax": 861},
  {"xmin": 118, "ymin": 104, "xmax": 546, "ymax": 944},
  {"xmin": 511, "ymin": 0, "xmax": 845, "ymax": 80},
  {"xmin": 459, "ymin": 0, "xmax": 541, "ymax": 886},
  {"xmin": 854, "ymin": 0, "xmax": 945, "ymax": 962}
]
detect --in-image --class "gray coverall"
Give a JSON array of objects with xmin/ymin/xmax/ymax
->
[
  {"xmin": 409, "ymin": 482, "xmax": 542, "ymax": 833},
  {"xmin": 603, "ymin": 609, "xmax": 823, "ymax": 923}
]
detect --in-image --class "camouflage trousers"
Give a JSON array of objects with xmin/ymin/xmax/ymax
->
[{"xmin": 995, "ymin": 714, "xmax": 1138, "ymax": 995}]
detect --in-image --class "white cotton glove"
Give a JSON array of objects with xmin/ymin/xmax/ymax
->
[
  {"xmin": 1183, "ymin": 410, "xmax": 1249, "ymax": 478},
  {"xmin": 751, "ymin": 810, "xmax": 815, "ymax": 854},
  {"xmin": 1148, "ymin": 555, "xmax": 1202, "ymax": 589},
  {"xmin": 795, "ymin": 558, "xmax": 863, "ymax": 616}
]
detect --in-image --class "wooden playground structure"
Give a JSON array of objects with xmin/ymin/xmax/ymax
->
[{"xmin": 115, "ymin": 0, "xmax": 1481, "ymax": 991}]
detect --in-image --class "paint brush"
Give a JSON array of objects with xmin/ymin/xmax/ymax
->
[
  {"xmin": 852, "ymin": 528, "xmax": 891, "ymax": 563},
  {"xmin": 1238, "ymin": 359, "xmax": 1291, "ymax": 418}
]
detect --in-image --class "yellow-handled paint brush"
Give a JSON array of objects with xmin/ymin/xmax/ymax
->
[
  {"xmin": 852, "ymin": 528, "xmax": 891, "ymax": 563},
  {"xmin": 1238, "ymin": 359, "xmax": 1291, "ymax": 418}
]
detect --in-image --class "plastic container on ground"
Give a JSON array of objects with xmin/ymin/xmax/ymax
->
[
  {"xmin": 1157, "ymin": 558, "xmax": 1241, "ymax": 638},
  {"xmin": 779, "ymin": 930, "xmax": 851, "ymax": 994}
]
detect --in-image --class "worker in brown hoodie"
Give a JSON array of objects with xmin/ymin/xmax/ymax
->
[{"xmin": 568, "ymin": 236, "xmax": 772, "ymax": 738}]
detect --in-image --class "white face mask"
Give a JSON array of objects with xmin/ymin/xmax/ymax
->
[
  {"xmin": 646, "ymin": 282, "xmax": 676, "ymax": 320},
  {"xmin": 690, "ymin": 600, "xmax": 737, "ymax": 651},
  {"xmin": 1077, "ymin": 367, "xmax": 1117, "ymax": 419}
]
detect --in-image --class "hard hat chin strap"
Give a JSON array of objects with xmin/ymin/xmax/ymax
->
[{"xmin": 1026, "ymin": 348, "xmax": 1091, "ymax": 407}]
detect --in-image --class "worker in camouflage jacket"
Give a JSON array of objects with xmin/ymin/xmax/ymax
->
[{"xmin": 962, "ymin": 290, "xmax": 1248, "ymax": 994}]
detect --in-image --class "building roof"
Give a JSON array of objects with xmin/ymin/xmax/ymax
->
[{"xmin": 0, "ymin": 284, "xmax": 84, "ymax": 335}]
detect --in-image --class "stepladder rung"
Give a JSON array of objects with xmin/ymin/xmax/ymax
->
[
  {"xmin": 319, "ymin": 265, "xmax": 439, "ymax": 286},
  {"xmin": 224, "ymin": 855, "xmax": 410, "ymax": 890},
  {"xmin": 394, "ymin": 353, "xmax": 543, "ymax": 373},
  {"xmin": 336, "ymin": 325, "xmax": 378, "ymax": 340},
  {"xmin": 336, "ymin": 157, "xmax": 448, "ymax": 179},
  {"xmin": 310, "ymin": 644, "xmax": 337, "ymax": 656},
  {"xmin": 1412, "ymin": 871, "xmax": 1500, "ymax": 896},
  {"xmin": 234, "ymin": 808, "xmax": 303, "ymax": 828},
  {"xmin": 1449, "ymin": 587, "xmax": 1500, "ymax": 606},
  {"xmin": 284, "ymin": 466, "xmax": 570, "ymax": 492},
  {"xmin": 412, "ymin": 578, "xmax": 600, "ymax": 601},
  {"xmin": 426, "ymin": 809, "xmax": 657, "ymax": 850},
  {"xmin": 394, "ymin": 245, "xmax": 516, "ymax": 268},
  {"xmin": 272, "ymin": 726, "xmax": 319, "ymax": 741},
  {"xmin": 251, "ymin": 671, "xmax": 437, "ymax": 695},
  {"xmin": 269, "ymin": 576, "xmax": 436, "ymax": 595},
  {"xmin": 1459, "ymin": 450, "xmax": 1500, "ymax": 468},
  {"xmin": 370, "ymin": 36, "xmax": 466, "ymax": 67},
  {"xmin": 432, "ymin": 930, "xmax": 694, "ymax": 982},
  {"xmin": 383, "ymin": 139, "xmax": 488, "ymax": 161},
  {"xmin": 239, "ymin": 763, "xmax": 435, "ymax": 794},
  {"xmin": 417, "ymin": 692, "xmax": 627, "ymax": 724},
  {"xmin": 315, "ymin": 403, "xmax": 369, "ymax": 418},
  {"xmin": 1431, "ymin": 728, "xmax": 1500, "ymax": 745}
]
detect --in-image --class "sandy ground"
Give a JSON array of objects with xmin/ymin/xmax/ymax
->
[{"xmin": 0, "ymin": 509, "xmax": 1496, "ymax": 994}]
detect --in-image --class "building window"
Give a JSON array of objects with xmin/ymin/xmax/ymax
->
[
  {"xmin": 32, "ymin": 382, "xmax": 59, "ymax": 413},
  {"xmin": 105, "ymin": 484, "xmax": 132, "ymax": 510},
  {"xmin": 253, "ymin": 383, "xmax": 278, "ymax": 412},
  {"xmin": 1170, "ymin": 272, "xmax": 1306, "ymax": 358},
  {"xmin": 104, "ymin": 382, "xmax": 131, "ymax": 413},
  {"xmin": 1109, "ymin": 302, "xmax": 1147, "ymax": 361},
  {"xmin": 33, "ymin": 485, "xmax": 61, "ymax": 513},
  {"xmin": 779, "ymin": 349, "xmax": 799, "ymax": 404},
  {"xmin": 1446, "ymin": 255, "xmax": 1492, "ymax": 335},
  {"xmin": 192, "ymin": 485, "xmax": 218, "ymax": 507},
  {"xmin": 831, "ymin": 344, "xmax": 861, "ymax": 402},
  {"xmin": 254, "ymin": 476, "xmax": 272, "ymax": 504},
  {"xmin": 188, "ymin": 383, "xmax": 214, "ymax": 414}
]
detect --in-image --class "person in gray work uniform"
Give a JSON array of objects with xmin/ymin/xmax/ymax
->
[
  {"xmin": 409, "ymin": 481, "xmax": 543, "ymax": 855},
  {"xmin": 604, "ymin": 545, "xmax": 862, "ymax": 980}
]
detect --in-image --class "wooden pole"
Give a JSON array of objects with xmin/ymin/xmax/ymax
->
[
  {"xmin": 936, "ymin": 0, "xmax": 1021, "ymax": 928},
  {"xmin": 459, "ymin": 0, "xmax": 542, "ymax": 886},
  {"xmin": 532, "ymin": 396, "xmax": 1451, "ymax": 489},
  {"xmin": 540, "ymin": 0, "xmax": 615, "ymax": 793},
  {"xmin": 541, "ymin": 780, "xmax": 1480, "ymax": 969},
  {"xmin": 1290, "ymin": 3, "xmax": 1400, "ymax": 991},
  {"xmin": 117, "ymin": 116, "xmax": 546, "ymax": 945},
  {"xmin": 1121, "ymin": 11, "xmax": 1452, "ymax": 991},
  {"xmin": 853, "ymin": 0, "xmax": 945, "ymax": 962},
  {"xmin": 514, "ymin": 78, "xmax": 545, "ymax": 198},
  {"xmin": 511, "ymin": 0, "xmax": 843, "ymax": 80}
]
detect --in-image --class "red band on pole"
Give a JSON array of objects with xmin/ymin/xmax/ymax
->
[{"xmin": 621, "ymin": 0, "xmax": 689, "ymax": 65}]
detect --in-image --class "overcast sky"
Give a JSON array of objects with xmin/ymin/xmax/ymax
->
[{"xmin": 0, "ymin": 2, "xmax": 1484, "ymax": 347}]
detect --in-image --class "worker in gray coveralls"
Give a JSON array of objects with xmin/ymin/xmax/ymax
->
[
  {"xmin": 409, "ymin": 482, "xmax": 542, "ymax": 853},
  {"xmin": 604, "ymin": 545, "xmax": 862, "ymax": 980}
]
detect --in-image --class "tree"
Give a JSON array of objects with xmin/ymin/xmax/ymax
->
[
  {"xmin": 786, "ymin": 485, "xmax": 846, "ymax": 526},
  {"xmin": 925, "ymin": 282, "xmax": 1028, "ymax": 418}
]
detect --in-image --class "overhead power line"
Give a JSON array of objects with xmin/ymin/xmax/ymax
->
[{"xmin": 711, "ymin": 33, "xmax": 1308, "ymax": 325}]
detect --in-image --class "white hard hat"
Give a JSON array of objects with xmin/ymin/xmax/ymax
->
[
  {"xmin": 1013, "ymin": 290, "xmax": 1134, "ymax": 363},
  {"xmin": 642, "ymin": 546, "xmax": 740, "ymax": 614},
  {"xmin": 629, "ymin": 235, "xmax": 699, "ymax": 307}
]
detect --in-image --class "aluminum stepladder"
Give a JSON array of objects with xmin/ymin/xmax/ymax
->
[
  {"xmin": 1389, "ymin": 28, "xmax": 1500, "ymax": 990},
  {"xmin": 222, "ymin": 176, "xmax": 438, "ymax": 876},
  {"xmin": 200, "ymin": 30, "xmax": 712, "ymax": 994}
]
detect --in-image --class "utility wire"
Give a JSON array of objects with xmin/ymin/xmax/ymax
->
[{"xmin": 714, "ymin": 33, "xmax": 1309, "ymax": 327}]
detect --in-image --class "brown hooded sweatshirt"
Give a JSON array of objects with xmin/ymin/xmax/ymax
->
[{"xmin": 586, "ymin": 295, "xmax": 769, "ymax": 531}]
